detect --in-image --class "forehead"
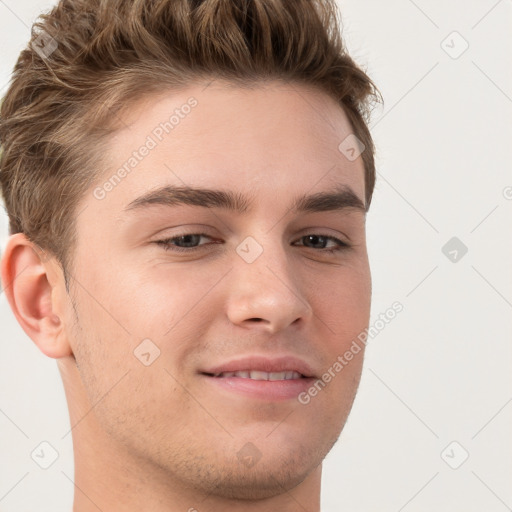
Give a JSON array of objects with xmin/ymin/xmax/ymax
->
[{"xmin": 86, "ymin": 80, "xmax": 366, "ymax": 219}]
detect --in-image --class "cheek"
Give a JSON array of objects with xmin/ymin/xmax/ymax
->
[
  {"xmin": 312, "ymin": 265, "xmax": 371, "ymax": 339},
  {"xmin": 103, "ymin": 259, "xmax": 223, "ymax": 338}
]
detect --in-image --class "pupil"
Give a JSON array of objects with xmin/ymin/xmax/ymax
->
[
  {"xmin": 178, "ymin": 234, "xmax": 200, "ymax": 247},
  {"xmin": 305, "ymin": 235, "xmax": 326, "ymax": 248}
]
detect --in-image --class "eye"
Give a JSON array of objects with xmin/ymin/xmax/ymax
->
[
  {"xmin": 154, "ymin": 233, "xmax": 219, "ymax": 252},
  {"xmin": 293, "ymin": 234, "xmax": 350, "ymax": 253},
  {"xmin": 154, "ymin": 232, "xmax": 350, "ymax": 254}
]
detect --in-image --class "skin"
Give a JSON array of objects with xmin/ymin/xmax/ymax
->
[{"xmin": 1, "ymin": 79, "xmax": 371, "ymax": 511}]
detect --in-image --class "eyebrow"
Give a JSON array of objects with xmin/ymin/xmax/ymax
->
[{"xmin": 123, "ymin": 183, "xmax": 366, "ymax": 215}]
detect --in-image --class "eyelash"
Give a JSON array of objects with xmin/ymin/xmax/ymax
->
[{"xmin": 154, "ymin": 232, "xmax": 350, "ymax": 254}]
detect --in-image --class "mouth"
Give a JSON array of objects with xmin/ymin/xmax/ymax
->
[
  {"xmin": 198, "ymin": 354, "xmax": 318, "ymax": 400},
  {"xmin": 201, "ymin": 370, "xmax": 307, "ymax": 380},
  {"xmin": 199, "ymin": 371, "xmax": 316, "ymax": 401}
]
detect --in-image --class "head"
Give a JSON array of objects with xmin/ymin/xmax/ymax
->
[{"xmin": 0, "ymin": 0, "xmax": 381, "ymax": 505}]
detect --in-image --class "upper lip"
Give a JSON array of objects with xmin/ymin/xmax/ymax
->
[{"xmin": 200, "ymin": 355, "xmax": 317, "ymax": 378}]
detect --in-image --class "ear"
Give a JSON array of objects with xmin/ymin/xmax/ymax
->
[{"xmin": 1, "ymin": 233, "xmax": 73, "ymax": 358}]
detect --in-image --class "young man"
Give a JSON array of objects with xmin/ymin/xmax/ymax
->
[{"xmin": 0, "ymin": 0, "xmax": 381, "ymax": 510}]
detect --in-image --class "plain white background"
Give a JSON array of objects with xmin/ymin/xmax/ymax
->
[{"xmin": 1, "ymin": 1, "xmax": 511, "ymax": 511}]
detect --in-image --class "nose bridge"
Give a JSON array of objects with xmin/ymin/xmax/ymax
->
[
  {"xmin": 235, "ymin": 233, "xmax": 293, "ymax": 290},
  {"xmin": 226, "ymin": 233, "xmax": 311, "ymax": 331}
]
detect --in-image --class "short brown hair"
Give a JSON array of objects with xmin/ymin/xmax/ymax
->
[{"xmin": 0, "ymin": 0, "xmax": 381, "ymax": 286}]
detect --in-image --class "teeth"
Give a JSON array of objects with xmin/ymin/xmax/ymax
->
[{"xmin": 214, "ymin": 370, "xmax": 303, "ymax": 380}]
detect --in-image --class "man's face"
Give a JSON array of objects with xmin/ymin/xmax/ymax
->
[{"xmin": 63, "ymin": 80, "xmax": 371, "ymax": 499}]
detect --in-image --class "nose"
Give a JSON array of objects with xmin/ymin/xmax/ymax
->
[{"xmin": 225, "ymin": 241, "xmax": 313, "ymax": 334}]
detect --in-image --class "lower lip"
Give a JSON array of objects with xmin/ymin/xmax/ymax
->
[{"xmin": 200, "ymin": 374, "xmax": 316, "ymax": 401}]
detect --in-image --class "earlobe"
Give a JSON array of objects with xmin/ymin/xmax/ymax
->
[{"xmin": 0, "ymin": 233, "xmax": 73, "ymax": 359}]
